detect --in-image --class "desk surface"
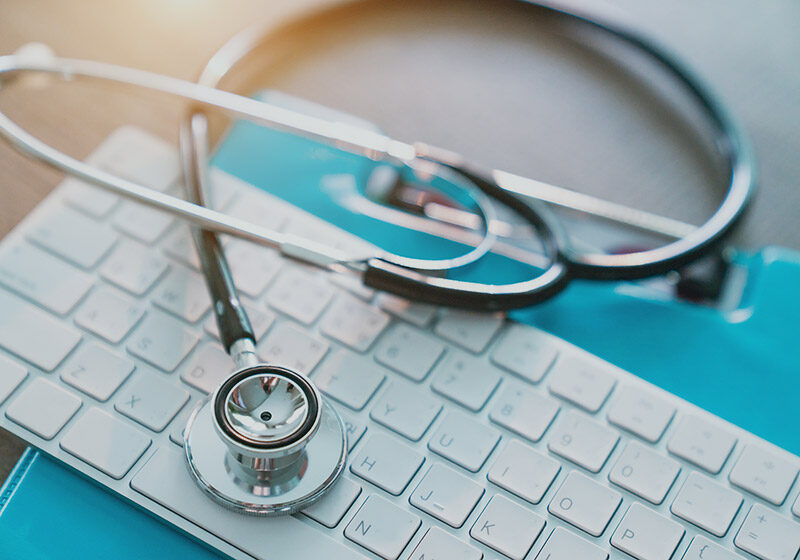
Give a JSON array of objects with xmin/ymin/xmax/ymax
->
[{"xmin": 1, "ymin": 0, "xmax": 798, "ymax": 484}]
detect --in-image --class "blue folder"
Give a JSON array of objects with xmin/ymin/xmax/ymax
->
[{"xmin": 2, "ymin": 96, "xmax": 799, "ymax": 558}]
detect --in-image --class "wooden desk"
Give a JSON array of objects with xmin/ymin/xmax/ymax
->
[{"xmin": 1, "ymin": 0, "xmax": 798, "ymax": 482}]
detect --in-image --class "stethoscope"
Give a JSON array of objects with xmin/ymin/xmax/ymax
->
[{"xmin": 0, "ymin": 0, "xmax": 755, "ymax": 516}]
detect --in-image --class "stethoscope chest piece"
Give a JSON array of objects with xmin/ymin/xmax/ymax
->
[{"xmin": 184, "ymin": 364, "xmax": 347, "ymax": 516}]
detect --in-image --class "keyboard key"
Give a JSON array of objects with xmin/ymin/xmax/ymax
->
[
  {"xmin": 409, "ymin": 463, "xmax": 484, "ymax": 527},
  {"xmin": 548, "ymin": 353, "xmax": 616, "ymax": 413},
  {"xmin": 320, "ymin": 294, "xmax": 389, "ymax": 352},
  {"xmin": 409, "ymin": 527, "xmax": 482, "ymax": 560},
  {"xmin": 608, "ymin": 441, "xmax": 680, "ymax": 504},
  {"xmin": 301, "ymin": 477, "xmax": 361, "ymax": 528},
  {"xmin": 548, "ymin": 471, "xmax": 621, "ymax": 537},
  {"xmin": 376, "ymin": 293, "xmax": 436, "ymax": 327},
  {"xmin": 329, "ymin": 272, "xmax": 374, "ymax": 301},
  {"xmin": 225, "ymin": 242, "xmax": 282, "ymax": 299},
  {"xmin": 374, "ymin": 324, "xmax": 444, "ymax": 382},
  {"xmin": 64, "ymin": 177, "xmax": 119, "ymax": 217},
  {"xmin": 152, "ymin": 266, "xmax": 212, "ymax": 323},
  {"xmin": 204, "ymin": 300, "xmax": 274, "ymax": 342},
  {"xmin": 435, "ymin": 309, "xmax": 503, "ymax": 353},
  {"xmin": 683, "ymin": 536, "xmax": 740, "ymax": 560},
  {"xmin": 671, "ymin": 471, "xmax": 742, "ymax": 537},
  {"xmin": 0, "ymin": 355, "xmax": 27, "ymax": 404},
  {"xmin": 0, "ymin": 242, "xmax": 92, "ymax": 315},
  {"xmin": 340, "ymin": 411, "xmax": 367, "ymax": 451},
  {"xmin": 0, "ymin": 291, "xmax": 81, "ymax": 371},
  {"xmin": 179, "ymin": 343, "xmax": 234, "ymax": 395},
  {"xmin": 607, "ymin": 384, "xmax": 675, "ymax": 442},
  {"xmin": 431, "ymin": 352, "xmax": 501, "ymax": 411},
  {"xmin": 547, "ymin": 411, "xmax": 619, "ymax": 473},
  {"xmin": 60, "ymin": 341, "xmax": 135, "ymax": 401},
  {"xmin": 98, "ymin": 127, "xmax": 180, "ymax": 192},
  {"xmin": 162, "ymin": 226, "xmax": 201, "ymax": 270},
  {"xmin": 470, "ymin": 494, "xmax": 545, "ymax": 560},
  {"xmin": 266, "ymin": 267, "xmax": 334, "ymax": 324},
  {"xmin": 197, "ymin": 169, "xmax": 241, "ymax": 212},
  {"xmin": 370, "ymin": 383, "xmax": 441, "ymax": 441},
  {"xmin": 131, "ymin": 447, "xmax": 360, "ymax": 560},
  {"xmin": 491, "ymin": 324, "xmax": 558, "ymax": 384},
  {"xmin": 488, "ymin": 439, "xmax": 560, "ymax": 504},
  {"xmin": 314, "ymin": 351, "xmax": 385, "ymax": 410},
  {"xmin": 345, "ymin": 495, "xmax": 421, "ymax": 560},
  {"xmin": 74, "ymin": 285, "xmax": 145, "ymax": 343},
  {"xmin": 115, "ymin": 371, "xmax": 189, "ymax": 432},
  {"xmin": 127, "ymin": 311, "xmax": 199, "ymax": 372},
  {"xmin": 60, "ymin": 407, "xmax": 151, "ymax": 479},
  {"xmin": 226, "ymin": 189, "xmax": 289, "ymax": 231},
  {"xmin": 668, "ymin": 415, "xmax": 737, "ymax": 474},
  {"xmin": 100, "ymin": 240, "xmax": 169, "ymax": 295},
  {"xmin": 169, "ymin": 405, "xmax": 194, "ymax": 447},
  {"xmin": 5, "ymin": 377, "xmax": 81, "ymax": 439},
  {"xmin": 350, "ymin": 433, "xmax": 424, "ymax": 495},
  {"xmin": 489, "ymin": 383, "xmax": 559, "ymax": 442},
  {"xmin": 428, "ymin": 410, "xmax": 500, "ymax": 472},
  {"xmin": 28, "ymin": 206, "xmax": 117, "ymax": 269},
  {"xmin": 113, "ymin": 201, "xmax": 174, "ymax": 244},
  {"xmin": 535, "ymin": 527, "xmax": 608, "ymax": 560},
  {"xmin": 729, "ymin": 444, "xmax": 799, "ymax": 505},
  {"xmin": 610, "ymin": 502, "xmax": 684, "ymax": 560},
  {"xmin": 734, "ymin": 504, "xmax": 800, "ymax": 560},
  {"xmin": 257, "ymin": 323, "xmax": 329, "ymax": 375},
  {"xmin": 794, "ymin": 495, "xmax": 800, "ymax": 518}
]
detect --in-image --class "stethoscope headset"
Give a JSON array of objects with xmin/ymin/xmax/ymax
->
[{"xmin": 0, "ymin": 0, "xmax": 754, "ymax": 515}]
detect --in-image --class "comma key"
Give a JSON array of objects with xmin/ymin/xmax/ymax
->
[{"xmin": 410, "ymin": 527, "xmax": 482, "ymax": 560}]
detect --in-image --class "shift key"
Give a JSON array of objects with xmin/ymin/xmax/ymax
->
[{"xmin": 0, "ymin": 291, "xmax": 81, "ymax": 371}]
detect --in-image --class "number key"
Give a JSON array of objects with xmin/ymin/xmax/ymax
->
[
  {"xmin": 729, "ymin": 444, "xmax": 799, "ymax": 505},
  {"xmin": 431, "ymin": 352, "xmax": 501, "ymax": 412},
  {"xmin": 490, "ymin": 383, "xmax": 559, "ymax": 442},
  {"xmin": 548, "ymin": 411, "xmax": 619, "ymax": 473},
  {"xmin": 608, "ymin": 441, "xmax": 680, "ymax": 504}
]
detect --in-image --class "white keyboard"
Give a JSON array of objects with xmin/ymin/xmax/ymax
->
[{"xmin": 1, "ymin": 126, "xmax": 799, "ymax": 560}]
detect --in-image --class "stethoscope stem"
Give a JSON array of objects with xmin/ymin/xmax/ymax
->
[{"xmin": 229, "ymin": 338, "xmax": 260, "ymax": 370}]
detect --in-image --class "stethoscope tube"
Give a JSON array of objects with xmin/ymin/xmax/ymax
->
[
  {"xmin": 0, "ymin": 0, "xmax": 757, "ymax": 314},
  {"xmin": 183, "ymin": 0, "xmax": 756, "ymax": 288}
]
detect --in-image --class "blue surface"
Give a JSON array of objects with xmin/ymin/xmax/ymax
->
[
  {"xmin": 2, "ymin": 111, "xmax": 799, "ymax": 558},
  {"xmin": 0, "ymin": 449, "xmax": 221, "ymax": 559}
]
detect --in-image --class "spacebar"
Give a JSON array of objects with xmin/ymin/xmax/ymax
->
[{"xmin": 131, "ymin": 447, "xmax": 362, "ymax": 560}]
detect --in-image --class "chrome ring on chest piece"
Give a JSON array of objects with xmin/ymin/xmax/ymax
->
[{"xmin": 184, "ymin": 342, "xmax": 347, "ymax": 516}]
